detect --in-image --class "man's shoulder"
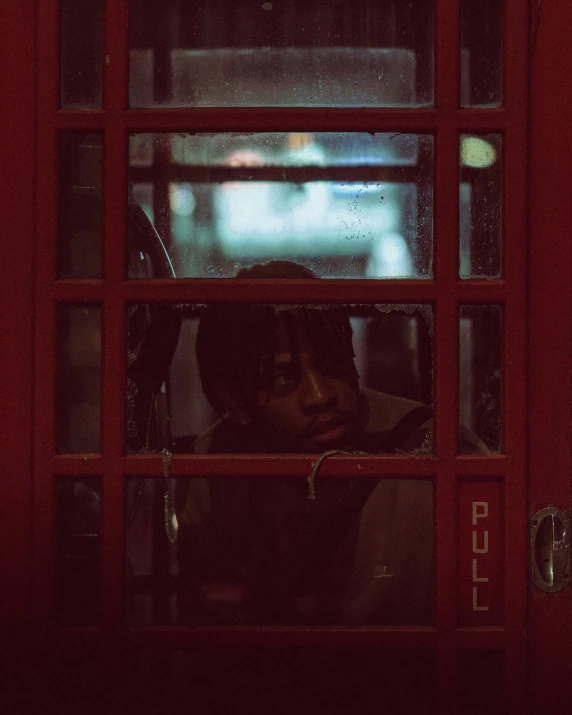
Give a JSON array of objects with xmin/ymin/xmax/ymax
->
[
  {"xmin": 192, "ymin": 421, "xmax": 222, "ymax": 454},
  {"xmin": 362, "ymin": 388, "xmax": 431, "ymax": 433}
]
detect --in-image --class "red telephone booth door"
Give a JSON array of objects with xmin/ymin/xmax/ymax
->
[{"xmin": 1, "ymin": 1, "xmax": 571, "ymax": 712}]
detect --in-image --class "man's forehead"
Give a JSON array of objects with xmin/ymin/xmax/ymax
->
[{"xmin": 273, "ymin": 313, "xmax": 312, "ymax": 352}]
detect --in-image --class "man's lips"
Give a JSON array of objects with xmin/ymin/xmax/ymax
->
[{"xmin": 302, "ymin": 415, "xmax": 351, "ymax": 444}]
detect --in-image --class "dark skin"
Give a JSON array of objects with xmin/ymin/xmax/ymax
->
[
  {"xmin": 249, "ymin": 316, "xmax": 367, "ymax": 453},
  {"xmin": 207, "ymin": 313, "xmax": 431, "ymax": 455}
]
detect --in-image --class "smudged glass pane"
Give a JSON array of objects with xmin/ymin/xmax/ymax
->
[
  {"xmin": 461, "ymin": 0, "xmax": 503, "ymax": 107},
  {"xmin": 128, "ymin": 133, "xmax": 434, "ymax": 279},
  {"xmin": 459, "ymin": 305, "xmax": 502, "ymax": 454},
  {"xmin": 60, "ymin": 0, "xmax": 104, "ymax": 108},
  {"xmin": 126, "ymin": 304, "xmax": 433, "ymax": 455},
  {"xmin": 126, "ymin": 477, "xmax": 433, "ymax": 626},
  {"xmin": 59, "ymin": 134, "xmax": 103, "ymax": 279},
  {"xmin": 56, "ymin": 479, "xmax": 101, "ymax": 625},
  {"xmin": 57, "ymin": 305, "xmax": 102, "ymax": 453},
  {"xmin": 129, "ymin": 0, "xmax": 434, "ymax": 108},
  {"xmin": 459, "ymin": 134, "xmax": 502, "ymax": 279}
]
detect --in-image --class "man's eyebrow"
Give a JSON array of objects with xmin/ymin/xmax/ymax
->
[{"xmin": 272, "ymin": 353, "xmax": 294, "ymax": 367}]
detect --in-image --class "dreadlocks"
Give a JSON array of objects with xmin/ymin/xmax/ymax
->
[{"xmin": 195, "ymin": 262, "xmax": 359, "ymax": 414}]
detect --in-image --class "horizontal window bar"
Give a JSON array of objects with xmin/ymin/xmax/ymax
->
[
  {"xmin": 130, "ymin": 165, "xmax": 430, "ymax": 184},
  {"xmin": 52, "ymin": 279, "xmax": 508, "ymax": 303},
  {"xmin": 51, "ymin": 454, "xmax": 509, "ymax": 478},
  {"xmin": 130, "ymin": 164, "xmax": 486, "ymax": 184},
  {"xmin": 50, "ymin": 108, "xmax": 517, "ymax": 133}
]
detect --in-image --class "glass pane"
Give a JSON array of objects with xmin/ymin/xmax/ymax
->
[
  {"xmin": 459, "ymin": 134, "xmax": 502, "ymax": 279},
  {"xmin": 459, "ymin": 305, "xmax": 502, "ymax": 454},
  {"xmin": 127, "ymin": 477, "xmax": 433, "ymax": 626},
  {"xmin": 129, "ymin": 0, "xmax": 434, "ymax": 107},
  {"xmin": 57, "ymin": 305, "xmax": 102, "ymax": 453},
  {"xmin": 128, "ymin": 133, "xmax": 434, "ymax": 279},
  {"xmin": 60, "ymin": 0, "xmax": 104, "ymax": 108},
  {"xmin": 59, "ymin": 134, "xmax": 103, "ymax": 279},
  {"xmin": 461, "ymin": 0, "xmax": 503, "ymax": 108},
  {"xmin": 56, "ymin": 479, "xmax": 101, "ymax": 625},
  {"xmin": 126, "ymin": 303, "xmax": 434, "ymax": 454}
]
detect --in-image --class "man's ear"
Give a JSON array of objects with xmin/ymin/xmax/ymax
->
[{"xmin": 211, "ymin": 383, "xmax": 251, "ymax": 427}]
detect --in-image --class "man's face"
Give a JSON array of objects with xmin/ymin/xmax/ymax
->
[{"xmin": 250, "ymin": 314, "xmax": 366, "ymax": 453}]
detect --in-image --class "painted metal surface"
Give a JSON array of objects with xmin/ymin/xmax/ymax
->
[
  {"xmin": 528, "ymin": 0, "xmax": 572, "ymax": 708},
  {"xmin": 0, "ymin": 0, "xmax": 35, "ymax": 643},
  {"xmin": 3, "ymin": 0, "xmax": 568, "ymax": 710}
]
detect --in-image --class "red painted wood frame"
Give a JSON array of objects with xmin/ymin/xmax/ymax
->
[
  {"xmin": 0, "ymin": 0, "xmax": 569, "ymax": 711},
  {"xmin": 528, "ymin": 0, "xmax": 572, "ymax": 709},
  {"xmin": 34, "ymin": 0, "xmax": 526, "ymax": 710}
]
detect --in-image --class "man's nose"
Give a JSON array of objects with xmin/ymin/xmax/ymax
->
[{"xmin": 299, "ymin": 364, "xmax": 337, "ymax": 411}]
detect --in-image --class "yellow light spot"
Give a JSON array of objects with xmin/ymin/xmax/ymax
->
[{"xmin": 461, "ymin": 136, "xmax": 497, "ymax": 168}]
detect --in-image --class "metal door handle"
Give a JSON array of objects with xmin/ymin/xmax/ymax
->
[{"xmin": 531, "ymin": 507, "xmax": 571, "ymax": 593}]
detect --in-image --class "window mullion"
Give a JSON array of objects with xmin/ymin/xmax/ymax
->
[{"xmin": 434, "ymin": 2, "xmax": 460, "ymax": 713}]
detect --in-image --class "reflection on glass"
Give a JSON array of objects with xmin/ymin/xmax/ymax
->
[
  {"xmin": 57, "ymin": 305, "xmax": 102, "ymax": 453},
  {"xmin": 56, "ymin": 479, "xmax": 101, "ymax": 625},
  {"xmin": 126, "ymin": 478, "xmax": 433, "ymax": 626},
  {"xmin": 129, "ymin": 0, "xmax": 434, "ymax": 108},
  {"xmin": 126, "ymin": 478, "xmax": 179, "ymax": 626},
  {"xmin": 60, "ymin": 0, "xmax": 104, "ymax": 108},
  {"xmin": 126, "ymin": 303, "xmax": 434, "ymax": 455},
  {"xmin": 461, "ymin": 0, "xmax": 502, "ymax": 108},
  {"xmin": 58, "ymin": 134, "xmax": 103, "ymax": 279},
  {"xmin": 459, "ymin": 134, "xmax": 502, "ymax": 279},
  {"xmin": 128, "ymin": 133, "xmax": 434, "ymax": 279},
  {"xmin": 459, "ymin": 305, "xmax": 502, "ymax": 454}
]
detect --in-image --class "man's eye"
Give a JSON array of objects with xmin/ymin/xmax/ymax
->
[{"xmin": 271, "ymin": 369, "xmax": 296, "ymax": 390}]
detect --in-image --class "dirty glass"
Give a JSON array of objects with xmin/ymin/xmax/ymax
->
[
  {"xmin": 60, "ymin": 0, "xmax": 104, "ymax": 108},
  {"xmin": 129, "ymin": 0, "xmax": 434, "ymax": 107},
  {"xmin": 56, "ymin": 479, "xmax": 101, "ymax": 625},
  {"xmin": 459, "ymin": 134, "xmax": 502, "ymax": 279},
  {"xmin": 461, "ymin": 0, "xmax": 503, "ymax": 108},
  {"xmin": 56, "ymin": 304, "xmax": 102, "ymax": 453},
  {"xmin": 125, "ymin": 304, "xmax": 434, "ymax": 455},
  {"xmin": 128, "ymin": 133, "xmax": 434, "ymax": 279},
  {"xmin": 126, "ymin": 477, "xmax": 433, "ymax": 626},
  {"xmin": 58, "ymin": 134, "xmax": 103, "ymax": 279},
  {"xmin": 459, "ymin": 305, "xmax": 502, "ymax": 454}
]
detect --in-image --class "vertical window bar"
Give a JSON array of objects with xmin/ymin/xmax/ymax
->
[
  {"xmin": 101, "ymin": 0, "xmax": 130, "ymax": 629},
  {"xmin": 33, "ymin": 296, "xmax": 57, "ymax": 624},
  {"xmin": 35, "ymin": 0, "xmax": 61, "ymax": 626},
  {"xmin": 434, "ymin": 1, "xmax": 460, "ymax": 713},
  {"xmin": 502, "ymin": 4, "xmax": 528, "ymax": 708},
  {"xmin": 39, "ymin": 0, "xmax": 60, "ymax": 116},
  {"xmin": 2, "ymin": 0, "xmax": 35, "ymax": 634}
]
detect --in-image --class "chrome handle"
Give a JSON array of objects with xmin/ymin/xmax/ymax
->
[{"xmin": 531, "ymin": 507, "xmax": 571, "ymax": 593}]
